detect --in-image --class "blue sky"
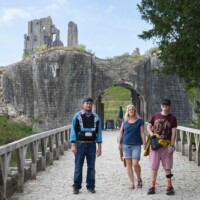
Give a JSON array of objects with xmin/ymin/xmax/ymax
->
[{"xmin": 0, "ymin": 0, "xmax": 155, "ymax": 66}]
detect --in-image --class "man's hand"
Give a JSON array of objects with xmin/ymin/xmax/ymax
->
[
  {"xmin": 147, "ymin": 123, "xmax": 154, "ymax": 137},
  {"xmin": 166, "ymin": 144, "xmax": 175, "ymax": 156},
  {"xmin": 71, "ymin": 143, "xmax": 77, "ymax": 155},
  {"xmin": 97, "ymin": 143, "xmax": 102, "ymax": 157},
  {"xmin": 96, "ymin": 148, "xmax": 102, "ymax": 157}
]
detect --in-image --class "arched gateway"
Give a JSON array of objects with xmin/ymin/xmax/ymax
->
[{"xmin": 2, "ymin": 50, "xmax": 193, "ymax": 132}]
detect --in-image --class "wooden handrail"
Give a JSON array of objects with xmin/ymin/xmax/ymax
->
[
  {"xmin": 177, "ymin": 125, "xmax": 200, "ymax": 135},
  {"xmin": 176, "ymin": 126, "xmax": 200, "ymax": 166},
  {"xmin": 0, "ymin": 125, "xmax": 71, "ymax": 198},
  {"xmin": 0, "ymin": 125, "xmax": 71, "ymax": 155}
]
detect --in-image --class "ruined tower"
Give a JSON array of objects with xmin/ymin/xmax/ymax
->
[
  {"xmin": 132, "ymin": 48, "xmax": 140, "ymax": 56},
  {"xmin": 24, "ymin": 16, "xmax": 63, "ymax": 55},
  {"xmin": 67, "ymin": 21, "xmax": 78, "ymax": 47}
]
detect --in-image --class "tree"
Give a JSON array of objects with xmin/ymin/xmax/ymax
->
[{"xmin": 137, "ymin": 0, "xmax": 200, "ymax": 88}]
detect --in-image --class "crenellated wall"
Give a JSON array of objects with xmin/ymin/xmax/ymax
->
[{"xmin": 1, "ymin": 50, "xmax": 193, "ymax": 132}]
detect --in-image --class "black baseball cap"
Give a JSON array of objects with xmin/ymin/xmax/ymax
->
[
  {"xmin": 82, "ymin": 97, "xmax": 93, "ymax": 103},
  {"xmin": 161, "ymin": 98, "xmax": 171, "ymax": 105}
]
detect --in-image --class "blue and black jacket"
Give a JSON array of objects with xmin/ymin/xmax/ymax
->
[{"xmin": 70, "ymin": 110, "xmax": 102, "ymax": 143}]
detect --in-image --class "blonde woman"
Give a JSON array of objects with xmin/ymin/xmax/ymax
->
[{"xmin": 118, "ymin": 104, "xmax": 146, "ymax": 189}]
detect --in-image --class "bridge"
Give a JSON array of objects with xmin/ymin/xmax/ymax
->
[
  {"xmin": 0, "ymin": 125, "xmax": 200, "ymax": 199},
  {"xmin": 0, "ymin": 16, "xmax": 199, "ymax": 199}
]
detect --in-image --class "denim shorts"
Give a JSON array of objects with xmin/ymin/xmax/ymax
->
[{"xmin": 122, "ymin": 144, "xmax": 141, "ymax": 160}]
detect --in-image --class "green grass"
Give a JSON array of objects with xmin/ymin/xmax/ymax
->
[
  {"xmin": 102, "ymin": 86, "xmax": 132, "ymax": 123},
  {"xmin": 23, "ymin": 44, "xmax": 96, "ymax": 58},
  {"xmin": 0, "ymin": 115, "xmax": 34, "ymax": 145},
  {"xmin": 0, "ymin": 115, "xmax": 36, "ymax": 167}
]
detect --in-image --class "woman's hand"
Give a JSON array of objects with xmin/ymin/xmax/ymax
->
[{"xmin": 118, "ymin": 143, "xmax": 122, "ymax": 150}]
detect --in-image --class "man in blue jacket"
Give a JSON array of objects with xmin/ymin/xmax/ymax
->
[{"xmin": 70, "ymin": 97, "xmax": 102, "ymax": 194}]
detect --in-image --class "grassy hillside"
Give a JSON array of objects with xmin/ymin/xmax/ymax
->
[
  {"xmin": 101, "ymin": 86, "xmax": 132, "ymax": 124},
  {"xmin": 0, "ymin": 115, "xmax": 33, "ymax": 145}
]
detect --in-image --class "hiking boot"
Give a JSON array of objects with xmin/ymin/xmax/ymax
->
[
  {"xmin": 73, "ymin": 188, "xmax": 79, "ymax": 194},
  {"xmin": 87, "ymin": 188, "xmax": 96, "ymax": 193},
  {"xmin": 147, "ymin": 187, "xmax": 155, "ymax": 195},
  {"xmin": 166, "ymin": 186, "xmax": 174, "ymax": 195}
]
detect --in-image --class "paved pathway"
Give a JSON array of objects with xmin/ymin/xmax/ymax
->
[{"xmin": 10, "ymin": 131, "xmax": 200, "ymax": 200}]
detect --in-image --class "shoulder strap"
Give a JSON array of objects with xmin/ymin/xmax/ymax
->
[{"xmin": 161, "ymin": 114, "xmax": 171, "ymax": 134}]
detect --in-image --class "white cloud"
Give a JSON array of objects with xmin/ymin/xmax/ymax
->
[
  {"xmin": 0, "ymin": 8, "xmax": 30, "ymax": 23},
  {"xmin": 46, "ymin": 0, "xmax": 66, "ymax": 11}
]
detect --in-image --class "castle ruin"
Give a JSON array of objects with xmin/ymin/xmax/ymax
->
[
  {"xmin": 0, "ymin": 16, "xmax": 193, "ymax": 132},
  {"xmin": 67, "ymin": 21, "xmax": 78, "ymax": 47},
  {"xmin": 24, "ymin": 16, "xmax": 64, "ymax": 55}
]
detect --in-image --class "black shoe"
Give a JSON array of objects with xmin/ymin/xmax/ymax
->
[
  {"xmin": 166, "ymin": 186, "xmax": 174, "ymax": 195},
  {"xmin": 87, "ymin": 188, "xmax": 96, "ymax": 193},
  {"xmin": 73, "ymin": 188, "xmax": 79, "ymax": 194},
  {"xmin": 147, "ymin": 187, "xmax": 155, "ymax": 195}
]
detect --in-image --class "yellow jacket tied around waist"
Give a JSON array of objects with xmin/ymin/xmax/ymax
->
[{"xmin": 143, "ymin": 133, "xmax": 171, "ymax": 156}]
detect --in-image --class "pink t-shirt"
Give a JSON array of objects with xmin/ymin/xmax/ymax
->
[{"xmin": 149, "ymin": 112, "xmax": 177, "ymax": 140}]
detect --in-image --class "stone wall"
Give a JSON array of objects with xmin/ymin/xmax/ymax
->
[
  {"xmin": 2, "ymin": 51, "xmax": 93, "ymax": 132},
  {"xmin": 1, "ymin": 50, "xmax": 193, "ymax": 132},
  {"xmin": 145, "ymin": 55, "xmax": 193, "ymax": 123},
  {"xmin": 0, "ymin": 68, "xmax": 7, "ymax": 115}
]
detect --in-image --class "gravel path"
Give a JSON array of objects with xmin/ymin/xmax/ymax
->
[{"xmin": 9, "ymin": 131, "xmax": 200, "ymax": 200}]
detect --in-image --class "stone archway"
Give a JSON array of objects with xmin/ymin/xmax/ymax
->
[
  {"xmin": 2, "ymin": 51, "xmax": 193, "ymax": 132},
  {"xmin": 95, "ymin": 83, "xmax": 146, "ymax": 130}
]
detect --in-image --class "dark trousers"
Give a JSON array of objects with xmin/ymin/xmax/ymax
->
[{"xmin": 73, "ymin": 142, "xmax": 96, "ymax": 190}]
